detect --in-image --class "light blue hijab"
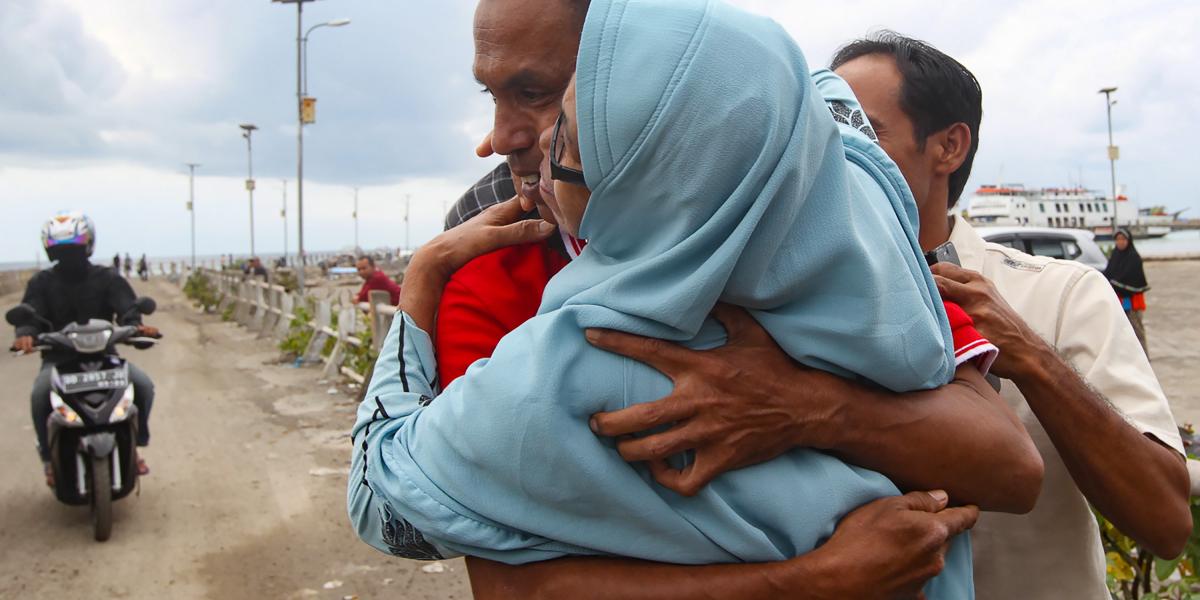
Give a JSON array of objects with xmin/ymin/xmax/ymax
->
[{"xmin": 348, "ymin": 0, "xmax": 969, "ymax": 597}]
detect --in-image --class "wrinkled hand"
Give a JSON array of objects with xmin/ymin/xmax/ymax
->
[
  {"xmin": 12, "ymin": 336, "xmax": 34, "ymax": 353},
  {"xmin": 931, "ymin": 263, "xmax": 1048, "ymax": 380},
  {"xmin": 586, "ymin": 304, "xmax": 840, "ymax": 496},
  {"xmin": 137, "ymin": 325, "xmax": 162, "ymax": 338},
  {"xmin": 415, "ymin": 196, "xmax": 555, "ymax": 281},
  {"xmin": 804, "ymin": 491, "xmax": 979, "ymax": 600}
]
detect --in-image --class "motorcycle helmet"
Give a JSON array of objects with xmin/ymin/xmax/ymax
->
[{"xmin": 42, "ymin": 211, "xmax": 96, "ymax": 259}]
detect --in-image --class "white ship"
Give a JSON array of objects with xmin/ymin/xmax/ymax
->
[{"xmin": 965, "ymin": 184, "xmax": 1174, "ymax": 239}]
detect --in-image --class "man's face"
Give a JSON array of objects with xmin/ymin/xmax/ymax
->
[
  {"xmin": 356, "ymin": 259, "xmax": 374, "ymax": 280},
  {"xmin": 474, "ymin": 0, "xmax": 580, "ymax": 218},
  {"xmin": 834, "ymin": 54, "xmax": 937, "ymax": 211}
]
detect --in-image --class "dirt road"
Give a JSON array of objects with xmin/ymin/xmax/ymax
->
[{"xmin": 0, "ymin": 279, "xmax": 472, "ymax": 599}]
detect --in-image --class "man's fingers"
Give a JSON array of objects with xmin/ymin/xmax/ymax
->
[
  {"xmin": 898, "ymin": 490, "xmax": 951, "ymax": 513},
  {"xmin": 647, "ymin": 460, "xmax": 691, "ymax": 493},
  {"xmin": 491, "ymin": 219, "xmax": 556, "ymax": 247},
  {"xmin": 932, "ymin": 275, "xmax": 974, "ymax": 305},
  {"xmin": 930, "ymin": 262, "xmax": 977, "ymax": 284},
  {"xmin": 616, "ymin": 430, "xmax": 696, "ymax": 463},
  {"xmin": 932, "ymin": 505, "xmax": 980, "ymax": 537},
  {"xmin": 584, "ymin": 328, "xmax": 696, "ymax": 376},
  {"xmin": 479, "ymin": 196, "xmax": 529, "ymax": 225},
  {"xmin": 709, "ymin": 303, "xmax": 771, "ymax": 346},
  {"xmin": 592, "ymin": 398, "xmax": 695, "ymax": 437}
]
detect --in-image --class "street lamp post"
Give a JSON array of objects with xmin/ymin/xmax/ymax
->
[
  {"xmin": 1099, "ymin": 87, "xmax": 1119, "ymax": 229},
  {"xmin": 185, "ymin": 163, "xmax": 201, "ymax": 270},
  {"xmin": 353, "ymin": 186, "xmax": 359, "ymax": 251},
  {"xmin": 240, "ymin": 123, "xmax": 258, "ymax": 258},
  {"xmin": 282, "ymin": 179, "xmax": 288, "ymax": 265},
  {"xmin": 272, "ymin": 0, "xmax": 350, "ymax": 293},
  {"xmin": 405, "ymin": 194, "xmax": 411, "ymax": 254}
]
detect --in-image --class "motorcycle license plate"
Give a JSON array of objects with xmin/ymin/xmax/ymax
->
[{"xmin": 59, "ymin": 369, "xmax": 127, "ymax": 393}]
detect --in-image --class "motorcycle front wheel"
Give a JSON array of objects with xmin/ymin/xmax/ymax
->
[{"xmin": 90, "ymin": 455, "xmax": 113, "ymax": 542}]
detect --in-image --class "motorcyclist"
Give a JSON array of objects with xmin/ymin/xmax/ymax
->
[{"xmin": 12, "ymin": 212, "xmax": 159, "ymax": 486}]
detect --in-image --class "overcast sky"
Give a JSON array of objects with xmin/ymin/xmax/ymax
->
[{"xmin": 1, "ymin": 0, "xmax": 1197, "ymax": 265}]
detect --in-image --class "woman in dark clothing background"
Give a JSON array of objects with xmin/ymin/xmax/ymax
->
[{"xmin": 1104, "ymin": 229, "xmax": 1150, "ymax": 354}]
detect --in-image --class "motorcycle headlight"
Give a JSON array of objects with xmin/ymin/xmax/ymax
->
[
  {"xmin": 69, "ymin": 330, "xmax": 111, "ymax": 354},
  {"xmin": 110, "ymin": 386, "xmax": 135, "ymax": 423},
  {"xmin": 49, "ymin": 392, "xmax": 80, "ymax": 424}
]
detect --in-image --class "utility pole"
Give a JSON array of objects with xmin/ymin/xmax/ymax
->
[
  {"xmin": 282, "ymin": 179, "xmax": 288, "ymax": 265},
  {"xmin": 1099, "ymin": 87, "xmax": 1119, "ymax": 230},
  {"xmin": 240, "ymin": 123, "xmax": 258, "ymax": 258},
  {"xmin": 272, "ymin": 0, "xmax": 348, "ymax": 291},
  {"xmin": 186, "ymin": 163, "xmax": 201, "ymax": 270}
]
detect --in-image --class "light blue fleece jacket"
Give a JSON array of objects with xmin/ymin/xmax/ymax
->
[{"xmin": 348, "ymin": 0, "xmax": 971, "ymax": 597}]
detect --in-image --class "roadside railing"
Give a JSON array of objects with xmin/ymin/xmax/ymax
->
[{"xmin": 190, "ymin": 267, "xmax": 396, "ymax": 386}]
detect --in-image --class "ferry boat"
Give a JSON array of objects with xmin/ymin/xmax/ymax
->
[{"xmin": 965, "ymin": 184, "xmax": 1172, "ymax": 239}]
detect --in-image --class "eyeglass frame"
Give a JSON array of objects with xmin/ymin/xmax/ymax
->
[{"xmin": 550, "ymin": 112, "xmax": 587, "ymax": 187}]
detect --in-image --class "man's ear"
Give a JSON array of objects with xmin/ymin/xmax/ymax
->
[{"xmin": 932, "ymin": 122, "xmax": 972, "ymax": 177}]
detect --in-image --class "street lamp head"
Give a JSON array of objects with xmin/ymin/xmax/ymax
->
[
  {"xmin": 327, "ymin": 18, "xmax": 351, "ymax": 27},
  {"xmin": 1098, "ymin": 86, "xmax": 1118, "ymax": 94},
  {"xmin": 240, "ymin": 123, "xmax": 258, "ymax": 132}
]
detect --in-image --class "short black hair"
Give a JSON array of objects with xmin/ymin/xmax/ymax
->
[
  {"xmin": 831, "ymin": 31, "xmax": 982, "ymax": 208},
  {"xmin": 358, "ymin": 255, "xmax": 375, "ymax": 267}
]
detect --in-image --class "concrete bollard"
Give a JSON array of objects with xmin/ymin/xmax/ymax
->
[
  {"xmin": 367, "ymin": 290, "xmax": 391, "ymax": 352},
  {"xmin": 301, "ymin": 299, "xmax": 332, "ymax": 364}
]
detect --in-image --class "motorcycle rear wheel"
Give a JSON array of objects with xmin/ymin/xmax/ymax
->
[{"xmin": 90, "ymin": 455, "xmax": 113, "ymax": 542}]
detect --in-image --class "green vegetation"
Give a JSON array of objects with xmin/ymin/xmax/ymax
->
[
  {"xmin": 182, "ymin": 271, "xmax": 222, "ymax": 313},
  {"xmin": 279, "ymin": 304, "xmax": 314, "ymax": 359}
]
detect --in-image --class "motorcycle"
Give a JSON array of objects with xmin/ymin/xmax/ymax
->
[{"xmin": 6, "ymin": 298, "xmax": 160, "ymax": 542}]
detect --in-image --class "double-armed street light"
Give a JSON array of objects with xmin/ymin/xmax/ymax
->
[{"xmin": 271, "ymin": 0, "xmax": 351, "ymax": 293}]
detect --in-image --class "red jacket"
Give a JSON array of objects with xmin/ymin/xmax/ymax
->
[
  {"xmin": 356, "ymin": 270, "xmax": 402, "ymax": 306},
  {"xmin": 436, "ymin": 241, "xmax": 569, "ymax": 386},
  {"xmin": 436, "ymin": 240, "xmax": 995, "ymax": 387}
]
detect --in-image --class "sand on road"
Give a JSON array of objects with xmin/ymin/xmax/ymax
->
[{"xmin": 0, "ymin": 278, "xmax": 472, "ymax": 600}]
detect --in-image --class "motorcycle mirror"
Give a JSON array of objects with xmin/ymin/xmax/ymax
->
[
  {"xmin": 134, "ymin": 297, "xmax": 157, "ymax": 316},
  {"xmin": 5, "ymin": 304, "xmax": 38, "ymax": 327}
]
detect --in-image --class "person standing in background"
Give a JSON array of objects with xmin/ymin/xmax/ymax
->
[
  {"xmin": 354, "ymin": 256, "xmax": 401, "ymax": 306},
  {"xmin": 1104, "ymin": 229, "xmax": 1150, "ymax": 354}
]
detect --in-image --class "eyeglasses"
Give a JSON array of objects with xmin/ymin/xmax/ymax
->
[{"xmin": 550, "ymin": 112, "xmax": 587, "ymax": 186}]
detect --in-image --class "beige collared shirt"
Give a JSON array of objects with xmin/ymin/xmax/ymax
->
[{"xmin": 949, "ymin": 215, "xmax": 1184, "ymax": 600}]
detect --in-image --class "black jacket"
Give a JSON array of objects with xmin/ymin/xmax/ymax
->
[{"xmin": 15, "ymin": 264, "xmax": 143, "ymax": 358}]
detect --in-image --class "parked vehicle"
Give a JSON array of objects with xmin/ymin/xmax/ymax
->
[
  {"xmin": 977, "ymin": 226, "xmax": 1108, "ymax": 270},
  {"xmin": 6, "ymin": 298, "xmax": 160, "ymax": 541}
]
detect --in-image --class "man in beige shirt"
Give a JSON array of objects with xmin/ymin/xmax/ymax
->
[{"xmin": 831, "ymin": 33, "xmax": 1190, "ymax": 599}]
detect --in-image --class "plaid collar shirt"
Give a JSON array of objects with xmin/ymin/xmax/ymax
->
[{"xmin": 444, "ymin": 162, "xmax": 515, "ymax": 230}]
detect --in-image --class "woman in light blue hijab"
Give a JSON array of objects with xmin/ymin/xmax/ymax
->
[{"xmin": 349, "ymin": 0, "xmax": 972, "ymax": 597}]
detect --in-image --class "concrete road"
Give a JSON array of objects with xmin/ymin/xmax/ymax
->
[{"xmin": 0, "ymin": 279, "xmax": 473, "ymax": 599}]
